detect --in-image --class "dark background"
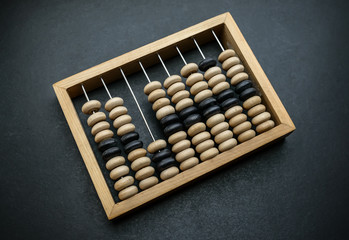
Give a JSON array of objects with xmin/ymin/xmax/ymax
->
[{"xmin": 1, "ymin": 0, "xmax": 348, "ymax": 239}]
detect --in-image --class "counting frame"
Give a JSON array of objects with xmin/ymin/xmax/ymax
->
[{"xmin": 53, "ymin": 12, "xmax": 295, "ymax": 220}]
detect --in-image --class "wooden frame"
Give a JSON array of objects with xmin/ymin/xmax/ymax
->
[{"xmin": 53, "ymin": 12, "xmax": 295, "ymax": 220}]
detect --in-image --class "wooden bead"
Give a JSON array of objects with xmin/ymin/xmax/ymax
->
[
  {"xmin": 106, "ymin": 156, "xmax": 125, "ymax": 171},
  {"xmin": 256, "ymin": 120, "xmax": 275, "ymax": 133},
  {"xmin": 208, "ymin": 73, "xmax": 226, "ymax": 88},
  {"xmin": 164, "ymin": 75, "xmax": 182, "ymax": 89},
  {"xmin": 226, "ymin": 64, "xmax": 244, "ymax": 78},
  {"xmin": 109, "ymin": 106, "xmax": 127, "ymax": 120},
  {"xmin": 156, "ymin": 105, "xmax": 175, "ymax": 120},
  {"xmin": 237, "ymin": 129, "xmax": 256, "ymax": 142},
  {"xmin": 191, "ymin": 131, "xmax": 211, "ymax": 145},
  {"xmin": 233, "ymin": 121, "xmax": 252, "ymax": 135},
  {"xmin": 118, "ymin": 186, "xmax": 138, "ymax": 201},
  {"xmin": 131, "ymin": 157, "xmax": 151, "ymax": 171},
  {"xmin": 172, "ymin": 139, "xmax": 191, "ymax": 153},
  {"xmin": 128, "ymin": 148, "xmax": 147, "ymax": 162},
  {"xmin": 215, "ymin": 130, "xmax": 233, "ymax": 144},
  {"xmin": 147, "ymin": 139, "xmax": 167, "ymax": 153},
  {"xmin": 135, "ymin": 166, "xmax": 155, "ymax": 181},
  {"xmin": 152, "ymin": 97, "xmax": 170, "ymax": 112},
  {"xmin": 94, "ymin": 129, "xmax": 113, "ymax": 143},
  {"xmin": 110, "ymin": 165, "xmax": 129, "ymax": 180},
  {"xmin": 190, "ymin": 81, "xmax": 208, "ymax": 95},
  {"xmin": 180, "ymin": 63, "xmax": 198, "ymax": 78},
  {"xmin": 206, "ymin": 114, "xmax": 225, "ymax": 128},
  {"xmin": 160, "ymin": 166, "xmax": 179, "ymax": 180},
  {"xmin": 243, "ymin": 96, "xmax": 262, "ymax": 109},
  {"xmin": 167, "ymin": 82, "xmax": 185, "ymax": 96},
  {"xmin": 225, "ymin": 105, "xmax": 243, "ymax": 119},
  {"xmin": 180, "ymin": 157, "xmax": 199, "ymax": 171},
  {"xmin": 114, "ymin": 176, "xmax": 134, "ymax": 191},
  {"xmin": 168, "ymin": 131, "xmax": 187, "ymax": 145},
  {"xmin": 176, "ymin": 98, "xmax": 193, "ymax": 112},
  {"xmin": 204, "ymin": 66, "xmax": 221, "ymax": 80},
  {"xmin": 211, "ymin": 122, "xmax": 229, "ymax": 136},
  {"xmin": 139, "ymin": 176, "xmax": 158, "ymax": 190},
  {"xmin": 222, "ymin": 56, "xmax": 240, "ymax": 71},
  {"xmin": 200, "ymin": 147, "xmax": 219, "ymax": 161},
  {"xmin": 175, "ymin": 148, "xmax": 195, "ymax": 163},
  {"xmin": 231, "ymin": 72, "xmax": 249, "ymax": 86},
  {"xmin": 87, "ymin": 112, "xmax": 106, "ymax": 127},
  {"xmin": 196, "ymin": 139, "xmax": 215, "ymax": 153},
  {"xmin": 188, "ymin": 122, "xmax": 206, "ymax": 137},
  {"xmin": 212, "ymin": 81, "xmax": 230, "ymax": 95},
  {"xmin": 218, "ymin": 49, "xmax": 236, "ymax": 62},
  {"xmin": 82, "ymin": 100, "xmax": 101, "ymax": 115},
  {"xmin": 113, "ymin": 114, "xmax": 132, "ymax": 128},
  {"xmin": 105, "ymin": 97, "xmax": 123, "ymax": 112},
  {"xmin": 252, "ymin": 112, "xmax": 271, "ymax": 125},
  {"xmin": 248, "ymin": 104, "xmax": 266, "ymax": 117},
  {"xmin": 186, "ymin": 73, "xmax": 203, "ymax": 87},
  {"xmin": 229, "ymin": 113, "xmax": 247, "ymax": 128},
  {"xmin": 91, "ymin": 121, "xmax": 110, "ymax": 135},
  {"xmin": 164, "ymin": 123, "xmax": 183, "ymax": 138},
  {"xmin": 148, "ymin": 89, "xmax": 166, "ymax": 103},
  {"xmin": 144, "ymin": 81, "xmax": 162, "ymax": 95},
  {"xmin": 218, "ymin": 138, "xmax": 237, "ymax": 152},
  {"xmin": 172, "ymin": 90, "xmax": 190, "ymax": 104},
  {"xmin": 194, "ymin": 89, "xmax": 212, "ymax": 103},
  {"xmin": 117, "ymin": 123, "xmax": 135, "ymax": 136}
]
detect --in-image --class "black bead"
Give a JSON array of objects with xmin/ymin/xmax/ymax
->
[
  {"xmin": 198, "ymin": 58, "xmax": 217, "ymax": 72},
  {"xmin": 240, "ymin": 87, "xmax": 257, "ymax": 101},
  {"xmin": 120, "ymin": 132, "xmax": 139, "ymax": 145},
  {"xmin": 221, "ymin": 98, "xmax": 239, "ymax": 111},
  {"xmin": 98, "ymin": 138, "xmax": 118, "ymax": 152},
  {"xmin": 198, "ymin": 97, "xmax": 217, "ymax": 110},
  {"xmin": 152, "ymin": 149, "xmax": 172, "ymax": 163},
  {"xmin": 160, "ymin": 114, "xmax": 180, "ymax": 128},
  {"xmin": 183, "ymin": 114, "xmax": 202, "ymax": 128},
  {"xmin": 217, "ymin": 89, "xmax": 235, "ymax": 103},
  {"xmin": 235, "ymin": 80, "xmax": 253, "ymax": 94},
  {"xmin": 157, "ymin": 157, "xmax": 177, "ymax": 172},
  {"xmin": 124, "ymin": 140, "xmax": 143, "ymax": 154},
  {"xmin": 179, "ymin": 106, "xmax": 198, "ymax": 120},
  {"xmin": 203, "ymin": 105, "xmax": 221, "ymax": 119},
  {"xmin": 164, "ymin": 122, "xmax": 183, "ymax": 138},
  {"xmin": 102, "ymin": 147, "xmax": 121, "ymax": 161}
]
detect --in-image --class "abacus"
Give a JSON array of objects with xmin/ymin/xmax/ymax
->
[{"xmin": 53, "ymin": 13, "xmax": 295, "ymax": 220}]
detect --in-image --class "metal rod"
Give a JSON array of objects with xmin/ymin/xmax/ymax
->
[
  {"xmin": 211, "ymin": 29, "xmax": 225, "ymax": 52},
  {"xmin": 139, "ymin": 61, "xmax": 151, "ymax": 83},
  {"xmin": 120, "ymin": 68, "xmax": 156, "ymax": 142},
  {"xmin": 157, "ymin": 53, "xmax": 170, "ymax": 77},
  {"xmin": 175, "ymin": 46, "xmax": 187, "ymax": 65},
  {"xmin": 81, "ymin": 84, "xmax": 90, "ymax": 101},
  {"xmin": 192, "ymin": 37, "xmax": 205, "ymax": 59},
  {"xmin": 100, "ymin": 77, "xmax": 112, "ymax": 99}
]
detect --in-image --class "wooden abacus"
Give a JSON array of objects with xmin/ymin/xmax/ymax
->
[{"xmin": 53, "ymin": 12, "xmax": 295, "ymax": 220}]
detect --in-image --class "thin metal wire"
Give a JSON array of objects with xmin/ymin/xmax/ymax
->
[
  {"xmin": 175, "ymin": 46, "xmax": 187, "ymax": 65},
  {"xmin": 157, "ymin": 53, "xmax": 171, "ymax": 77},
  {"xmin": 81, "ymin": 84, "xmax": 90, "ymax": 101},
  {"xmin": 120, "ymin": 68, "xmax": 156, "ymax": 142},
  {"xmin": 139, "ymin": 61, "xmax": 151, "ymax": 83},
  {"xmin": 100, "ymin": 77, "xmax": 112, "ymax": 99},
  {"xmin": 192, "ymin": 37, "xmax": 205, "ymax": 59},
  {"xmin": 211, "ymin": 29, "xmax": 225, "ymax": 52}
]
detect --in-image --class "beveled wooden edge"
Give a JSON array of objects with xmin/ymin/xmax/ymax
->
[{"xmin": 53, "ymin": 85, "xmax": 115, "ymax": 214}]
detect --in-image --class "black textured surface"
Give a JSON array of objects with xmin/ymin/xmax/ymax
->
[{"xmin": 1, "ymin": 0, "xmax": 349, "ymax": 239}]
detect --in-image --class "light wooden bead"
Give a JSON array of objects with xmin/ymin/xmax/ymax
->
[
  {"xmin": 176, "ymin": 98, "xmax": 193, "ymax": 112},
  {"xmin": 135, "ymin": 166, "xmax": 155, "ymax": 181},
  {"xmin": 194, "ymin": 89, "xmax": 212, "ymax": 103},
  {"xmin": 188, "ymin": 122, "xmax": 206, "ymax": 137},
  {"xmin": 110, "ymin": 165, "xmax": 129, "ymax": 180},
  {"xmin": 114, "ymin": 176, "xmax": 134, "ymax": 191},
  {"xmin": 215, "ymin": 130, "xmax": 233, "ymax": 144},
  {"xmin": 218, "ymin": 138, "xmax": 237, "ymax": 152},
  {"xmin": 172, "ymin": 90, "xmax": 190, "ymax": 104},
  {"xmin": 148, "ymin": 89, "xmax": 166, "ymax": 103},
  {"xmin": 91, "ymin": 121, "xmax": 110, "ymax": 135},
  {"xmin": 164, "ymin": 75, "xmax": 182, "ymax": 89},
  {"xmin": 200, "ymin": 147, "xmax": 219, "ymax": 161},
  {"xmin": 222, "ymin": 56, "xmax": 240, "ymax": 71},
  {"xmin": 106, "ymin": 156, "xmax": 125, "ymax": 171},
  {"xmin": 168, "ymin": 131, "xmax": 187, "ymax": 145},
  {"xmin": 113, "ymin": 114, "xmax": 132, "ymax": 128},
  {"xmin": 195, "ymin": 139, "xmax": 215, "ymax": 153},
  {"xmin": 147, "ymin": 139, "xmax": 167, "ymax": 154},
  {"xmin": 256, "ymin": 120, "xmax": 275, "ymax": 133},
  {"xmin": 233, "ymin": 121, "xmax": 252, "ymax": 135},
  {"xmin": 131, "ymin": 157, "xmax": 151, "ymax": 171},
  {"xmin": 229, "ymin": 113, "xmax": 247, "ymax": 128},
  {"xmin": 144, "ymin": 81, "xmax": 162, "ymax": 95},
  {"xmin": 156, "ymin": 105, "xmax": 175, "ymax": 120},
  {"xmin": 117, "ymin": 123, "xmax": 135, "ymax": 136},
  {"xmin": 109, "ymin": 106, "xmax": 127, "ymax": 120},
  {"xmin": 153, "ymin": 97, "xmax": 170, "ymax": 112},
  {"xmin": 82, "ymin": 100, "xmax": 101, "ymax": 115},
  {"xmin": 180, "ymin": 157, "xmax": 199, "ymax": 171},
  {"xmin": 211, "ymin": 122, "xmax": 229, "ymax": 136},
  {"xmin": 190, "ymin": 81, "xmax": 208, "ymax": 95},
  {"xmin": 204, "ymin": 66, "xmax": 221, "ymax": 80},
  {"xmin": 167, "ymin": 82, "xmax": 185, "ymax": 96},
  {"xmin": 248, "ymin": 104, "xmax": 266, "ymax": 117},
  {"xmin": 118, "ymin": 185, "xmax": 138, "ymax": 201},
  {"xmin": 139, "ymin": 176, "xmax": 158, "ymax": 190},
  {"xmin": 206, "ymin": 113, "xmax": 225, "ymax": 128},
  {"xmin": 191, "ymin": 131, "xmax": 211, "ymax": 146},
  {"xmin": 172, "ymin": 139, "xmax": 191, "ymax": 153},
  {"xmin": 175, "ymin": 148, "xmax": 195, "ymax": 163},
  {"xmin": 225, "ymin": 106, "xmax": 243, "ymax": 119},
  {"xmin": 105, "ymin": 97, "xmax": 123, "ymax": 112},
  {"xmin": 87, "ymin": 112, "xmax": 106, "ymax": 127},
  {"xmin": 208, "ymin": 74, "xmax": 226, "ymax": 88},
  {"xmin": 231, "ymin": 72, "xmax": 249, "ymax": 86},
  {"xmin": 160, "ymin": 166, "xmax": 179, "ymax": 180},
  {"xmin": 94, "ymin": 129, "xmax": 114, "ymax": 143},
  {"xmin": 212, "ymin": 81, "xmax": 230, "ymax": 95},
  {"xmin": 252, "ymin": 112, "xmax": 271, "ymax": 125},
  {"xmin": 218, "ymin": 49, "xmax": 236, "ymax": 62},
  {"xmin": 237, "ymin": 129, "xmax": 256, "ymax": 143},
  {"xmin": 243, "ymin": 96, "xmax": 262, "ymax": 109},
  {"xmin": 226, "ymin": 64, "xmax": 244, "ymax": 78},
  {"xmin": 181, "ymin": 63, "xmax": 198, "ymax": 78},
  {"xmin": 128, "ymin": 148, "xmax": 147, "ymax": 162},
  {"xmin": 186, "ymin": 73, "xmax": 203, "ymax": 87}
]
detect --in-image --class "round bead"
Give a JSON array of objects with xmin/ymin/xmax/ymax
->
[
  {"xmin": 221, "ymin": 98, "xmax": 239, "ymax": 111},
  {"xmin": 179, "ymin": 106, "xmax": 198, "ymax": 120},
  {"xmin": 105, "ymin": 97, "xmax": 123, "ymax": 112},
  {"xmin": 164, "ymin": 122, "xmax": 183, "ymax": 138},
  {"xmin": 176, "ymin": 98, "xmax": 193, "ymax": 112},
  {"xmin": 131, "ymin": 157, "xmax": 151, "ymax": 171},
  {"xmin": 168, "ymin": 131, "xmax": 187, "ymax": 145},
  {"xmin": 186, "ymin": 73, "xmax": 203, "ymax": 87},
  {"xmin": 256, "ymin": 120, "xmax": 275, "ymax": 133},
  {"xmin": 175, "ymin": 148, "xmax": 195, "ymax": 163},
  {"xmin": 91, "ymin": 121, "xmax": 110, "ymax": 136},
  {"xmin": 139, "ymin": 176, "xmax": 158, "ymax": 190},
  {"xmin": 235, "ymin": 80, "xmax": 253, "ymax": 94},
  {"xmin": 233, "ymin": 121, "xmax": 252, "ymax": 135},
  {"xmin": 218, "ymin": 138, "xmax": 237, "ymax": 152},
  {"xmin": 157, "ymin": 158, "xmax": 177, "ymax": 172},
  {"xmin": 106, "ymin": 156, "xmax": 125, "ymax": 171},
  {"xmin": 200, "ymin": 147, "xmax": 219, "ymax": 161},
  {"xmin": 98, "ymin": 138, "xmax": 117, "ymax": 152},
  {"xmin": 206, "ymin": 113, "xmax": 225, "ymax": 128},
  {"xmin": 152, "ymin": 149, "xmax": 172, "ymax": 163},
  {"xmin": 204, "ymin": 66, "xmax": 221, "ymax": 80},
  {"xmin": 117, "ymin": 123, "xmax": 135, "ymax": 136},
  {"xmin": 190, "ymin": 81, "xmax": 208, "ymax": 95},
  {"xmin": 191, "ymin": 131, "xmax": 211, "ymax": 145},
  {"xmin": 225, "ymin": 106, "xmax": 243, "ymax": 119},
  {"xmin": 114, "ymin": 176, "xmax": 134, "ymax": 191},
  {"xmin": 152, "ymin": 98, "xmax": 170, "ymax": 112},
  {"xmin": 198, "ymin": 58, "xmax": 216, "ymax": 71},
  {"xmin": 147, "ymin": 139, "xmax": 167, "ymax": 154},
  {"xmin": 222, "ymin": 56, "xmax": 240, "ymax": 71},
  {"xmin": 243, "ymin": 96, "xmax": 262, "ymax": 109},
  {"xmin": 172, "ymin": 90, "xmax": 190, "ymax": 104},
  {"xmin": 196, "ymin": 139, "xmax": 215, "ymax": 153},
  {"xmin": 198, "ymin": 97, "xmax": 217, "ymax": 110},
  {"xmin": 120, "ymin": 132, "xmax": 139, "ymax": 145},
  {"xmin": 109, "ymin": 106, "xmax": 127, "ymax": 120},
  {"xmin": 214, "ymin": 130, "xmax": 233, "ymax": 144},
  {"xmin": 160, "ymin": 114, "xmax": 180, "ymax": 128},
  {"xmin": 113, "ymin": 114, "xmax": 132, "ymax": 128},
  {"xmin": 144, "ymin": 81, "xmax": 162, "ymax": 95},
  {"xmin": 252, "ymin": 112, "xmax": 271, "ymax": 125},
  {"xmin": 87, "ymin": 112, "xmax": 106, "ymax": 127},
  {"xmin": 231, "ymin": 72, "xmax": 249, "ymax": 86},
  {"xmin": 135, "ymin": 166, "xmax": 155, "ymax": 181},
  {"xmin": 128, "ymin": 148, "xmax": 147, "ymax": 162},
  {"xmin": 118, "ymin": 186, "xmax": 138, "ymax": 201},
  {"xmin": 164, "ymin": 75, "xmax": 182, "ymax": 89},
  {"xmin": 188, "ymin": 122, "xmax": 206, "ymax": 137},
  {"xmin": 240, "ymin": 88, "xmax": 257, "ymax": 101},
  {"xmin": 181, "ymin": 63, "xmax": 198, "ymax": 78},
  {"xmin": 212, "ymin": 81, "xmax": 230, "ymax": 95},
  {"xmin": 218, "ymin": 49, "xmax": 236, "ymax": 62},
  {"xmin": 102, "ymin": 147, "xmax": 121, "ymax": 161},
  {"xmin": 156, "ymin": 105, "xmax": 175, "ymax": 120},
  {"xmin": 194, "ymin": 89, "xmax": 212, "ymax": 103},
  {"xmin": 180, "ymin": 157, "xmax": 199, "ymax": 171},
  {"xmin": 217, "ymin": 89, "xmax": 235, "ymax": 103},
  {"xmin": 210, "ymin": 122, "xmax": 229, "ymax": 136},
  {"xmin": 148, "ymin": 89, "xmax": 166, "ymax": 103},
  {"xmin": 183, "ymin": 114, "xmax": 201, "ymax": 128},
  {"xmin": 124, "ymin": 140, "xmax": 143, "ymax": 154},
  {"xmin": 237, "ymin": 129, "xmax": 256, "ymax": 143},
  {"xmin": 202, "ymin": 105, "xmax": 221, "ymax": 119},
  {"xmin": 229, "ymin": 113, "xmax": 247, "ymax": 128},
  {"xmin": 167, "ymin": 82, "xmax": 185, "ymax": 96},
  {"xmin": 172, "ymin": 139, "xmax": 191, "ymax": 153},
  {"xmin": 82, "ymin": 100, "xmax": 101, "ymax": 115},
  {"xmin": 160, "ymin": 166, "xmax": 179, "ymax": 180},
  {"xmin": 95, "ymin": 129, "xmax": 114, "ymax": 143},
  {"xmin": 208, "ymin": 73, "xmax": 226, "ymax": 88},
  {"xmin": 248, "ymin": 104, "xmax": 266, "ymax": 118},
  {"xmin": 110, "ymin": 165, "xmax": 129, "ymax": 180},
  {"xmin": 226, "ymin": 64, "xmax": 244, "ymax": 78}
]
